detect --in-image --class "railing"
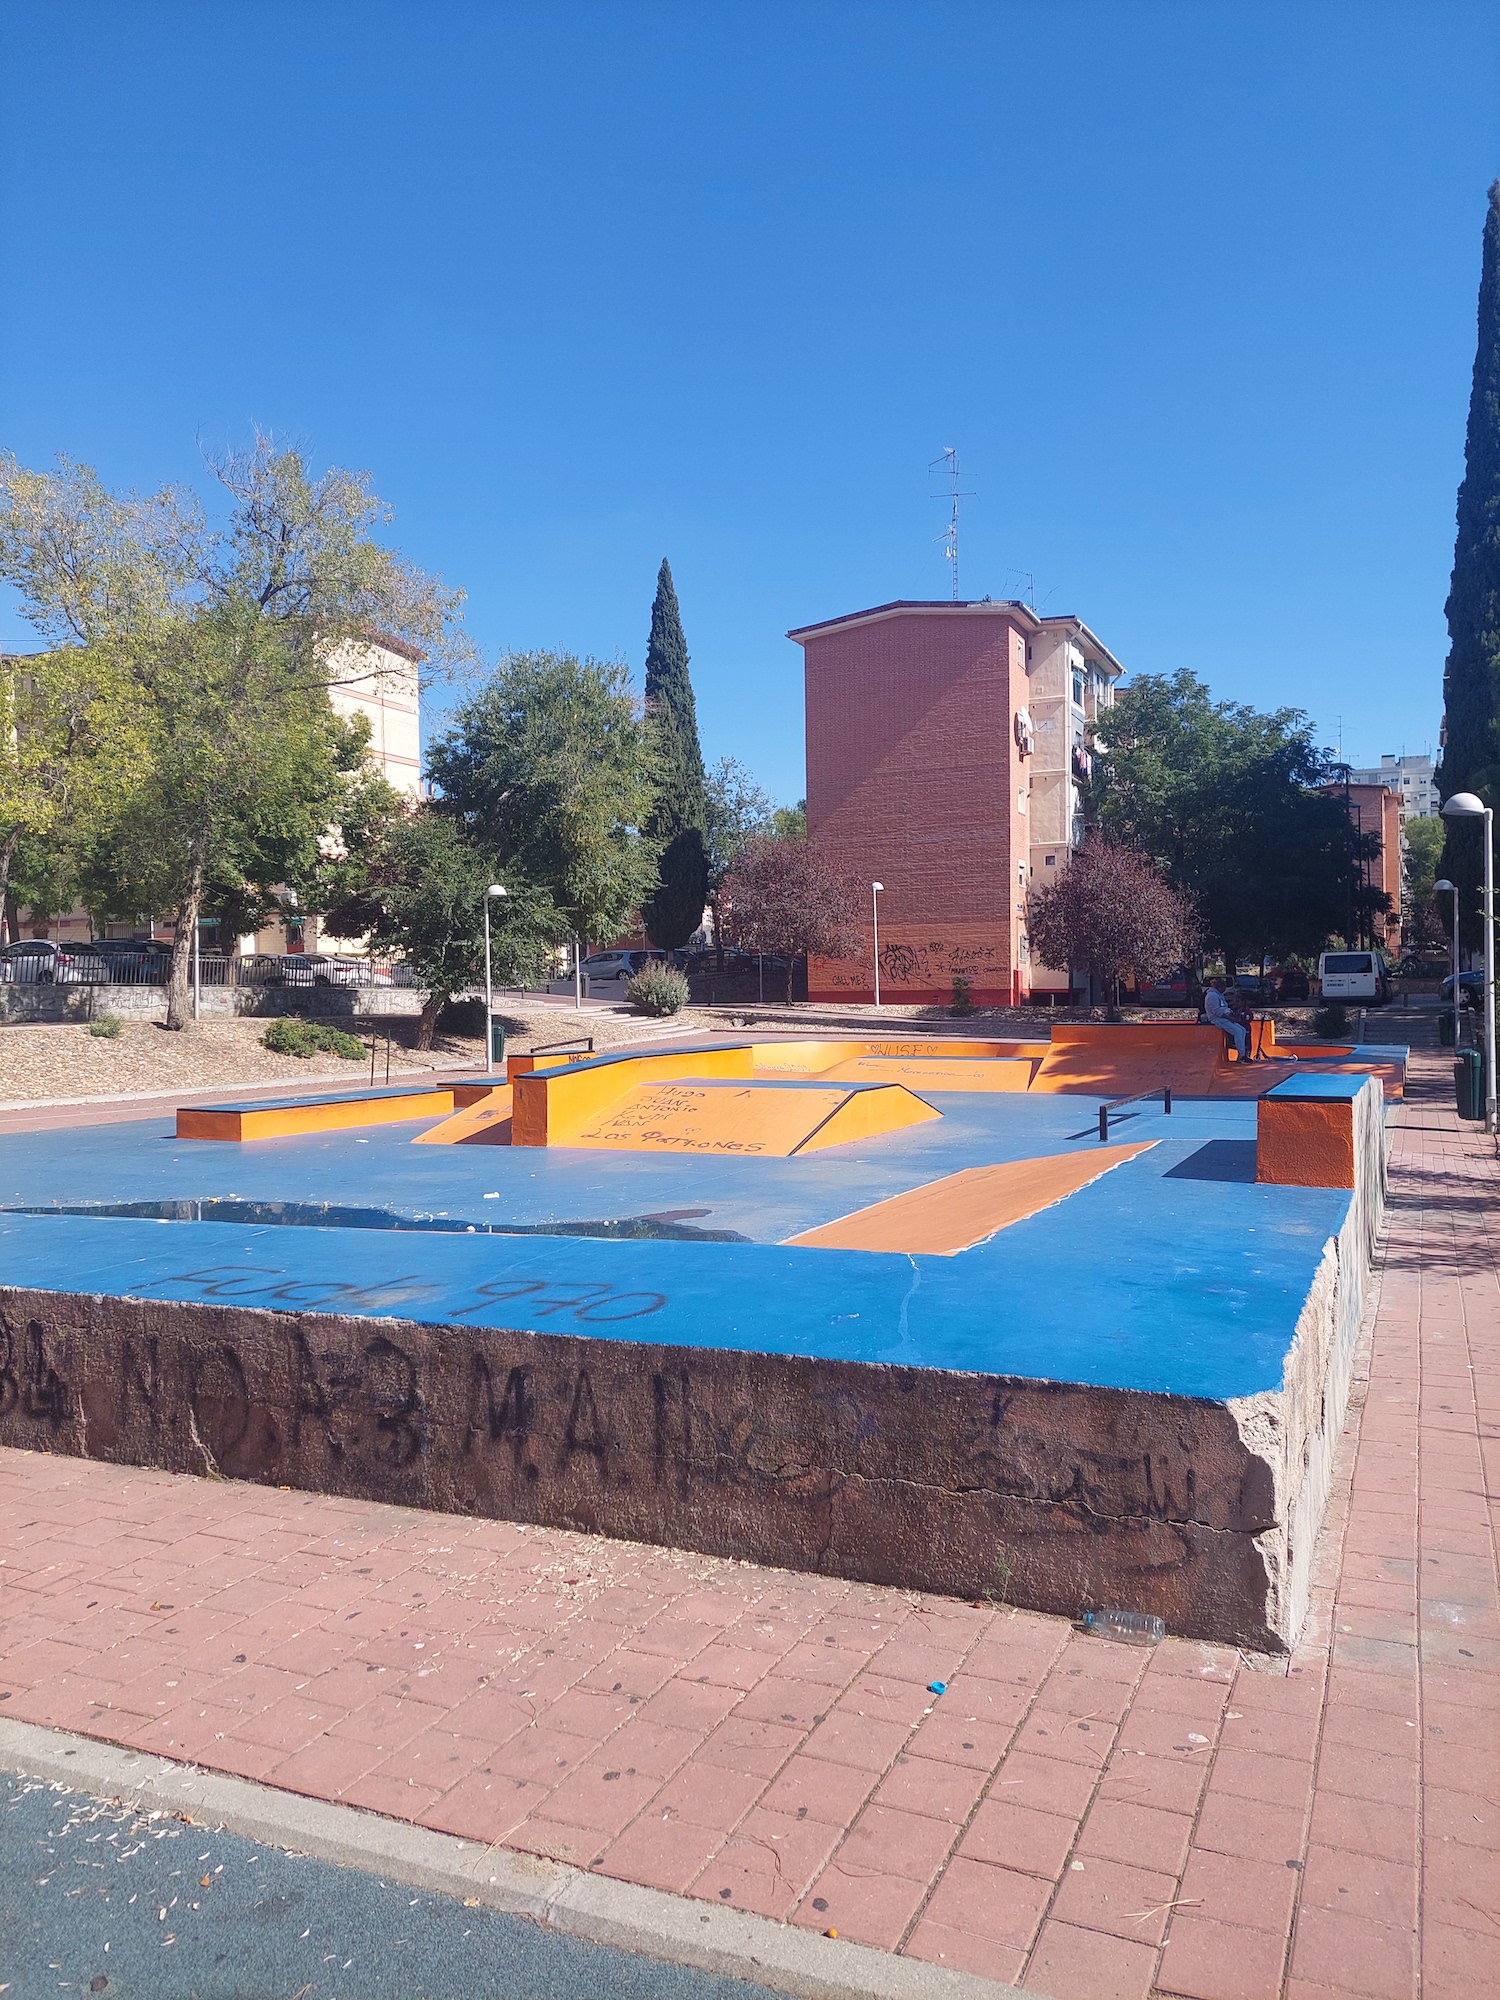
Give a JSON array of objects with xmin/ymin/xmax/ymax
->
[
  {"xmin": 234, "ymin": 954, "xmax": 417, "ymax": 990},
  {"xmin": 0, "ymin": 949, "xmax": 414, "ymax": 990},
  {"xmin": 1099, "ymin": 1085, "xmax": 1172, "ymax": 1140}
]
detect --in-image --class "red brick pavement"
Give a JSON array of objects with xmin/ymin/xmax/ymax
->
[{"xmin": 1, "ymin": 1030, "xmax": 1495, "ymax": 1997}]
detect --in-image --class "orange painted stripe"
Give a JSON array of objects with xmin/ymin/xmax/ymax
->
[{"xmin": 785, "ymin": 1142, "xmax": 1156, "ymax": 1254}]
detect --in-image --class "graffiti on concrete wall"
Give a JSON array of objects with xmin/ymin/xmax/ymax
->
[{"xmin": 0, "ymin": 1289, "xmax": 1289, "ymax": 1648}]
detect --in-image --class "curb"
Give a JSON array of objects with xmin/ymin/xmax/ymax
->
[{"xmin": 0, "ymin": 1718, "xmax": 1049, "ymax": 2000}]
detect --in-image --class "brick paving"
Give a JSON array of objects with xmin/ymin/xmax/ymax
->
[{"xmin": 0, "ymin": 1025, "xmax": 1495, "ymax": 1998}]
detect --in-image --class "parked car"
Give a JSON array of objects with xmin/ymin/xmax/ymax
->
[
  {"xmin": 275, "ymin": 954, "xmax": 375, "ymax": 987},
  {"xmin": 1269, "ymin": 965, "xmax": 1310, "ymax": 1002},
  {"xmin": 0, "ymin": 939, "xmax": 109, "ymax": 983},
  {"xmin": 1316, "ymin": 950, "xmax": 1389, "ymax": 1004},
  {"xmin": 88, "ymin": 938, "xmax": 172, "ymax": 982},
  {"xmin": 1442, "ymin": 969, "xmax": 1488, "ymax": 1007},
  {"xmin": 578, "ymin": 949, "xmax": 666, "ymax": 988}
]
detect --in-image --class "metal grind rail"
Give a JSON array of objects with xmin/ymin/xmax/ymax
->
[{"xmin": 1099, "ymin": 1085, "xmax": 1172, "ymax": 1140}]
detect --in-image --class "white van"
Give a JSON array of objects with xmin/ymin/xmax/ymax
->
[{"xmin": 1317, "ymin": 950, "xmax": 1388, "ymax": 1004}]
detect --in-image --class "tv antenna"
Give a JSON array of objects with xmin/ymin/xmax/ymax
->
[{"xmin": 929, "ymin": 447, "xmax": 972, "ymax": 602}]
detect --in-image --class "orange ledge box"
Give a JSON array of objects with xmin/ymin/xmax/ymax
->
[
  {"xmin": 1255, "ymin": 1075, "xmax": 1370, "ymax": 1189},
  {"xmin": 176, "ymin": 1080, "xmax": 503, "ymax": 1142}
]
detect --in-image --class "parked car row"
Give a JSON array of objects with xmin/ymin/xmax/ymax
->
[{"xmin": 0, "ymin": 941, "xmax": 412, "ymax": 988}]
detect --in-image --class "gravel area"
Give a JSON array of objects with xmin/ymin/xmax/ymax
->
[{"xmin": 0, "ymin": 1001, "xmax": 728, "ymax": 1106}]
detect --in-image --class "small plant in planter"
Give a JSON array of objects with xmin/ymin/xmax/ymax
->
[
  {"xmin": 950, "ymin": 975, "xmax": 975, "ymax": 1017},
  {"xmin": 87, "ymin": 1013, "xmax": 124, "ymax": 1039},
  {"xmin": 627, "ymin": 964, "xmax": 690, "ymax": 1016}
]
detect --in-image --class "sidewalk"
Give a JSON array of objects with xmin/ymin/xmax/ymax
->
[{"xmin": 0, "ymin": 1025, "xmax": 1494, "ymax": 1999}]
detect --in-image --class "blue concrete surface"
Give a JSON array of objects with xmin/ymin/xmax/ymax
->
[
  {"xmin": 0, "ymin": 1090, "xmax": 1351, "ymax": 1399},
  {"xmin": 1264, "ymin": 1073, "xmax": 1372, "ymax": 1100}
]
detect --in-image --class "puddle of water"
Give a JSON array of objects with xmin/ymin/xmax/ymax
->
[{"xmin": 1, "ymin": 1198, "xmax": 749, "ymax": 1243}]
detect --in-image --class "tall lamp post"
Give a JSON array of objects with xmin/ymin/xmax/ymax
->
[
  {"xmin": 483, "ymin": 884, "xmax": 507, "ymax": 1070},
  {"xmin": 871, "ymin": 882, "xmax": 884, "ymax": 1009},
  {"xmin": 1436, "ymin": 877, "xmax": 1461, "ymax": 1051},
  {"xmin": 1440, "ymin": 795, "xmax": 1496, "ymax": 1136}
]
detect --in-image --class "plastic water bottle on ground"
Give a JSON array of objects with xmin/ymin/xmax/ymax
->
[{"xmin": 1081, "ymin": 1607, "xmax": 1166, "ymax": 1645}]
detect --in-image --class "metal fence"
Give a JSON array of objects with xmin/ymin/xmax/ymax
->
[{"xmin": 0, "ymin": 948, "xmax": 414, "ymax": 989}]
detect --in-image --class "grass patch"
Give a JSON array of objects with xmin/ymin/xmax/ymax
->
[{"xmin": 87, "ymin": 1013, "xmax": 124, "ymax": 1039}]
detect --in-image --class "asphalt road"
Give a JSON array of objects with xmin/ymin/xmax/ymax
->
[{"xmin": 0, "ymin": 1774, "xmax": 784, "ymax": 2000}]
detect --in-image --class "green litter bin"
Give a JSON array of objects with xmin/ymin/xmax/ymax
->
[
  {"xmin": 1455, "ymin": 1047, "xmax": 1484, "ymax": 1121},
  {"xmin": 487, "ymin": 1016, "xmax": 506, "ymax": 1068}
]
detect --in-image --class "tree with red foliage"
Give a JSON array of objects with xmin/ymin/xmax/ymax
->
[
  {"xmin": 1027, "ymin": 841, "xmax": 1200, "ymax": 1014},
  {"xmin": 720, "ymin": 832, "xmax": 862, "ymax": 1002}
]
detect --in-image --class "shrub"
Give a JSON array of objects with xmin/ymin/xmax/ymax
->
[
  {"xmin": 950, "ymin": 975, "xmax": 975, "ymax": 1017},
  {"xmin": 87, "ymin": 1013, "xmax": 124, "ymax": 1039},
  {"xmin": 262, "ymin": 1018, "xmax": 368, "ymax": 1061},
  {"xmin": 627, "ymin": 964, "xmax": 690, "ymax": 1016},
  {"xmin": 1312, "ymin": 1003, "xmax": 1349, "ymax": 1039}
]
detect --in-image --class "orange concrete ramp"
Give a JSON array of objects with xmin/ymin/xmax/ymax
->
[
  {"xmin": 512, "ymin": 1046, "xmax": 756, "ymax": 1147},
  {"xmin": 786, "ymin": 1142, "xmax": 1156, "ymax": 1254},
  {"xmin": 1031, "ymin": 1025, "xmax": 1222, "ymax": 1097},
  {"xmin": 814, "ymin": 1053, "xmax": 1038, "ymax": 1092},
  {"xmin": 752, "ymin": 1036, "xmax": 1043, "ymax": 1075},
  {"xmin": 411, "ymin": 1085, "xmax": 514, "ymax": 1145},
  {"xmin": 567, "ymin": 1081, "xmax": 940, "ymax": 1156}
]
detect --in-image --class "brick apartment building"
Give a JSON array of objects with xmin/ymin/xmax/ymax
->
[{"xmin": 791, "ymin": 599, "xmax": 1122, "ymax": 1005}]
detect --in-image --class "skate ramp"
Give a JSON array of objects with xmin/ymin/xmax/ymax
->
[
  {"xmin": 567, "ymin": 1078, "xmax": 940, "ymax": 1156},
  {"xmin": 412, "ymin": 1085, "xmax": 514, "ymax": 1146}
]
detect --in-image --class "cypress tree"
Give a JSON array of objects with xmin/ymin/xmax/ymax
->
[
  {"xmin": 640, "ymin": 558, "xmax": 710, "ymax": 948},
  {"xmin": 1441, "ymin": 181, "xmax": 1500, "ymax": 946}
]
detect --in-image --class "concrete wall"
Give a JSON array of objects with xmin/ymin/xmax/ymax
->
[{"xmin": 0, "ymin": 987, "xmax": 426, "ymax": 1024}]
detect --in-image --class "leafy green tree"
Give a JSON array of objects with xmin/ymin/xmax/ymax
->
[
  {"xmin": 0, "ymin": 647, "xmax": 113, "ymax": 943},
  {"xmin": 427, "ymin": 649, "xmax": 657, "ymax": 948},
  {"xmin": 1092, "ymin": 669, "xmax": 1387, "ymax": 971},
  {"xmin": 640, "ymin": 560, "xmax": 709, "ymax": 949},
  {"xmin": 0, "ymin": 437, "xmax": 472, "ymax": 1026},
  {"xmin": 1440, "ymin": 180, "xmax": 1500, "ymax": 947},
  {"xmin": 325, "ymin": 807, "xmax": 560, "ymax": 1046},
  {"xmin": 703, "ymin": 755, "xmax": 774, "ymax": 964},
  {"xmin": 770, "ymin": 799, "xmax": 808, "ymax": 841},
  {"xmin": 1401, "ymin": 814, "xmax": 1449, "ymax": 950}
]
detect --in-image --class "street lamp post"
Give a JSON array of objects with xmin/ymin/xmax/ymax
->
[
  {"xmin": 871, "ymin": 882, "xmax": 884, "ymax": 1009},
  {"xmin": 483, "ymin": 884, "xmax": 507, "ymax": 1070},
  {"xmin": 1440, "ymin": 795, "xmax": 1496, "ymax": 1136},
  {"xmin": 1436, "ymin": 877, "xmax": 1461, "ymax": 1051}
]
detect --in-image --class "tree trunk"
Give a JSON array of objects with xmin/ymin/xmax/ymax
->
[
  {"xmin": 784, "ymin": 958, "xmax": 795, "ymax": 1005},
  {"xmin": 163, "ymin": 843, "xmax": 207, "ymax": 1031},
  {"xmin": 0, "ymin": 826, "xmax": 19, "ymax": 946},
  {"xmin": 416, "ymin": 990, "xmax": 447, "ymax": 1050}
]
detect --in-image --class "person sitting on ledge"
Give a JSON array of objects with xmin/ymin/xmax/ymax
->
[{"xmin": 1202, "ymin": 976, "xmax": 1253, "ymax": 1061}]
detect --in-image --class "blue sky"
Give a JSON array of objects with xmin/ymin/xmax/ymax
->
[{"xmin": 2, "ymin": 2, "xmax": 1496, "ymax": 805}]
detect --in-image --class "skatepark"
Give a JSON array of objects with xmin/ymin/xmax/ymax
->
[{"xmin": 0, "ymin": 1020, "xmax": 1405, "ymax": 1651}]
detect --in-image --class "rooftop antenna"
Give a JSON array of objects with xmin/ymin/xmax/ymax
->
[{"xmin": 929, "ymin": 447, "xmax": 972, "ymax": 602}]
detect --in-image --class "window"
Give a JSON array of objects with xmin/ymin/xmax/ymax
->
[
  {"xmin": 1072, "ymin": 673, "xmax": 1085, "ymax": 707},
  {"xmin": 1044, "ymin": 854, "xmax": 1057, "ymax": 867}
]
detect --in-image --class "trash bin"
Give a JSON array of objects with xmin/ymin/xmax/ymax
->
[
  {"xmin": 487, "ymin": 1016, "xmax": 506, "ymax": 1069},
  {"xmin": 1439, "ymin": 1011, "xmax": 1456, "ymax": 1047},
  {"xmin": 1455, "ymin": 1047, "xmax": 1484, "ymax": 1121}
]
